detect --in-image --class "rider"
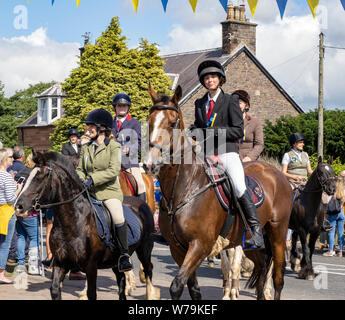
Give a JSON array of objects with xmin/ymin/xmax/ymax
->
[
  {"xmin": 62, "ymin": 128, "xmax": 81, "ymax": 157},
  {"xmin": 191, "ymin": 60, "xmax": 265, "ymax": 250},
  {"xmin": 111, "ymin": 93, "xmax": 146, "ymax": 201},
  {"xmin": 233, "ymin": 90, "xmax": 264, "ymax": 162},
  {"xmin": 76, "ymin": 108, "xmax": 133, "ymax": 272}
]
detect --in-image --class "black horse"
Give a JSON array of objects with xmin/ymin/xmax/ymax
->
[
  {"xmin": 14, "ymin": 151, "xmax": 159, "ymax": 300},
  {"xmin": 288, "ymin": 156, "xmax": 336, "ymax": 280}
]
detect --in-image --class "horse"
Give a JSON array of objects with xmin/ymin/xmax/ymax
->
[
  {"xmin": 14, "ymin": 151, "xmax": 160, "ymax": 300},
  {"xmin": 143, "ymin": 84, "xmax": 294, "ymax": 300},
  {"xmin": 288, "ymin": 157, "xmax": 335, "ymax": 280}
]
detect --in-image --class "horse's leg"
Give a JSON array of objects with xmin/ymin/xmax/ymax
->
[
  {"xmin": 290, "ymin": 231, "xmax": 300, "ymax": 272},
  {"xmin": 50, "ymin": 265, "xmax": 67, "ymax": 300},
  {"xmin": 297, "ymin": 229, "xmax": 313, "ymax": 280},
  {"xmin": 220, "ymin": 249, "xmax": 231, "ymax": 300},
  {"xmin": 169, "ymin": 240, "xmax": 208, "ymax": 300},
  {"xmin": 305, "ymin": 231, "xmax": 319, "ymax": 280},
  {"xmin": 125, "ymin": 270, "xmax": 136, "ymax": 296},
  {"xmin": 230, "ymin": 246, "xmax": 243, "ymax": 300},
  {"xmin": 85, "ymin": 262, "xmax": 98, "ymax": 300},
  {"xmin": 113, "ymin": 267, "xmax": 127, "ymax": 300},
  {"xmin": 187, "ymin": 272, "xmax": 202, "ymax": 300}
]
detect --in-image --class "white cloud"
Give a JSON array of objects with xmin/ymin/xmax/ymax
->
[{"xmin": 0, "ymin": 28, "xmax": 80, "ymax": 97}]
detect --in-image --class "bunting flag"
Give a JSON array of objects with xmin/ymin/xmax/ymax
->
[
  {"xmin": 161, "ymin": 0, "xmax": 168, "ymax": 12},
  {"xmin": 52, "ymin": 0, "xmax": 55, "ymax": 5},
  {"xmin": 307, "ymin": 0, "xmax": 319, "ymax": 18},
  {"xmin": 341, "ymin": 0, "xmax": 345, "ymax": 10},
  {"xmin": 77, "ymin": 0, "xmax": 81, "ymax": 7},
  {"xmin": 276, "ymin": 0, "xmax": 288, "ymax": 19},
  {"xmin": 132, "ymin": 0, "xmax": 139, "ymax": 12},
  {"xmin": 189, "ymin": 0, "xmax": 198, "ymax": 13},
  {"xmin": 247, "ymin": 0, "xmax": 258, "ymax": 17},
  {"xmin": 219, "ymin": 0, "xmax": 228, "ymax": 13}
]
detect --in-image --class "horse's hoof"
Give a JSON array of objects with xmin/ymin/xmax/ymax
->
[
  {"xmin": 230, "ymin": 289, "xmax": 239, "ymax": 300},
  {"xmin": 306, "ymin": 274, "xmax": 315, "ymax": 281},
  {"xmin": 79, "ymin": 294, "xmax": 88, "ymax": 300},
  {"xmin": 208, "ymin": 262, "xmax": 215, "ymax": 268},
  {"xmin": 222, "ymin": 295, "xmax": 231, "ymax": 300}
]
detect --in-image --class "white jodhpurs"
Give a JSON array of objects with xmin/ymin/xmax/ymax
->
[
  {"xmin": 126, "ymin": 167, "xmax": 146, "ymax": 195},
  {"xmin": 218, "ymin": 152, "xmax": 247, "ymax": 198},
  {"xmin": 104, "ymin": 198, "xmax": 125, "ymax": 226}
]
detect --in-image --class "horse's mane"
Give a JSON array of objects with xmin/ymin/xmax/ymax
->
[{"xmin": 43, "ymin": 152, "xmax": 85, "ymax": 190}]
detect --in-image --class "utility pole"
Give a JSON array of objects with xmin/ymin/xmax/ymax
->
[{"xmin": 318, "ymin": 32, "xmax": 324, "ymax": 159}]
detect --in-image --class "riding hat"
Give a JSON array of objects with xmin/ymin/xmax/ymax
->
[
  {"xmin": 197, "ymin": 60, "xmax": 226, "ymax": 87},
  {"xmin": 112, "ymin": 93, "xmax": 131, "ymax": 107},
  {"xmin": 289, "ymin": 132, "xmax": 305, "ymax": 146},
  {"xmin": 232, "ymin": 90, "xmax": 250, "ymax": 107},
  {"xmin": 85, "ymin": 108, "xmax": 113, "ymax": 130},
  {"xmin": 67, "ymin": 128, "xmax": 80, "ymax": 138}
]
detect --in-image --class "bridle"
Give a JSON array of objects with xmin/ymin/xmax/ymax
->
[
  {"xmin": 32, "ymin": 160, "xmax": 87, "ymax": 212},
  {"xmin": 303, "ymin": 163, "xmax": 334, "ymax": 194}
]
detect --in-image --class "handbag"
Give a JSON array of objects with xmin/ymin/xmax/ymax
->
[{"xmin": 326, "ymin": 197, "xmax": 342, "ymax": 215}]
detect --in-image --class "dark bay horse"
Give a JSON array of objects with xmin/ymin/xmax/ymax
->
[
  {"xmin": 14, "ymin": 151, "xmax": 159, "ymax": 300},
  {"xmin": 144, "ymin": 85, "xmax": 293, "ymax": 300},
  {"xmin": 289, "ymin": 157, "xmax": 335, "ymax": 280}
]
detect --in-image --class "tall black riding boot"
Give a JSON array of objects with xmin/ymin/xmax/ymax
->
[
  {"xmin": 237, "ymin": 191, "xmax": 265, "ymax": 250},
  {"xmin": 138, "ymin": 192, "xmax": 146, "ymax": 202},
  {"xmin": 115, "ymin": 222, "xmax": 133, "ymax": 272}
]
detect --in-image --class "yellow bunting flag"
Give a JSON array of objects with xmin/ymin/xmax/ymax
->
[
  {"xmin": 77, "ymin": 0, "xmax": 81, "ymax": 7},
  {"xmin": 132, "ymin": 0, "xmax": 139, "ymax": 12},
  {"xmin": 189, "ymin": 0, "xmax": 198, "ymax": 13},
  {"xmin": 307, "ymin": 0, "xmax": 319, "ymax": 18},
  {"xmin": 247, "ymin": 0, "xmax": 258, "ymax": 18}
]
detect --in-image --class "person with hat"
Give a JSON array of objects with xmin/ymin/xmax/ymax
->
[
  {"xmin": 111, "ymin": 93, "xmax": 146, "ymax": 201},
  {"xmin": 62, "ymin": 128, "xmax": 81, "ymax": 157},
  {"xmin": 76, "ymin": 108, "xmax": 133, "ymax": 272},
  {"xmin": 232, "ymin": 90, "xmax": 264, "ymax": 162},
  {"xmin": 190, "ymin": 60, "xmax": 264, "ymax": 251}
]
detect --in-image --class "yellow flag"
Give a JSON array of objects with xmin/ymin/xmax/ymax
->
[
  {"xmin": 247, "ymin": 0, "xmax": 258, "ymax": 17},
  {"xmin": 307, "ymin": 0, "xmax": 319, "ymax": 18},
  {"xmin": 189, "ymin": 0, "xmax": 197, "ymax": 13},
  {"xmin": 77, "ymin": 0, "xmax": 80, "ymax": 7},
  {"xmin": 132, "ymin": 0, "xmax": 139, "ymax": 12}
]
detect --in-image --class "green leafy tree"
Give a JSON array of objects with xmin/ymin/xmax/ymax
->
[{"xmin": 50, "ymin": 17, "xmax": 171, "ymax": 151}]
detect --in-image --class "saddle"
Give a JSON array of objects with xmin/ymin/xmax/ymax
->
[
  {"xmin": 121, "ymin": 170, "xmax": 138, "ymax": 196},
  {"xmin": 205, "ymin": 156, "xmax": 265, "ymax": 212},
  {"xmin": 90, "ymin": 198, "xmax": 141, "ymax": 249}
]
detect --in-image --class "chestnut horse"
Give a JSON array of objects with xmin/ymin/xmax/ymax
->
[{"xmin": 144, "ymin": 85, "xmax": 294, "ymax": 300}]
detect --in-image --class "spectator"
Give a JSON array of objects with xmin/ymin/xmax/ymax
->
[
  {"xmin": 62, "ymin": 128, "xmax": 81, "ymax": 157},
  {"xmin": 323, "ymin": 177, "xmax": 345, "ymax": 257},
  {"xmin": 153, "ymin": 178, "xmax": 162, "ymax": 233},
  {"xmin": 7, "ymin": 146, "xmax": 25, "ymax": 177},
  {"xmin": 0, "ymin": 148, "xmax": 23, "ymax": 283}
]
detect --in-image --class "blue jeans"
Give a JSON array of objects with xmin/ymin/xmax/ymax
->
[
  {"xmin": 327, "ymin": 209, "xmax": 345, "ymax": 251},
  {"xmin": 16, "ymin": 216, "xmax": 40, "ymax": 266},
  {"xmin": 0, "ymin": 214, "xmax": 16, "ymax": 269}
]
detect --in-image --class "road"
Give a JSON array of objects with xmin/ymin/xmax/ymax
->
[{"xmin": 1, "ymin": 242, "xmax": 345, "ymax": 300}]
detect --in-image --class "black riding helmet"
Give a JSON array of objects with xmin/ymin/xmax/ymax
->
[
  {"xmin": 289, "ymin": 132, "xmax": 305, "ymax": 146},
  {"xmin": 112, "ymin": 93, "xmax": 131, "ymax": 107},
  {"xmin": 85, "ymin": 108, "xmax": 113, "ymax": 131},
  {"xmin": 67, "ymin": 128, "xmax": 80, "ymax": 138},
  {"xmin": 197, "ymin": 60, "xmax": 226, "ymax": 87}
]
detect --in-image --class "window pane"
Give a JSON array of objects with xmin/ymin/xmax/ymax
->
[
  {"xmin": 41, "ymin": 99, "xmax": 47, "ymax": 122},
  {"xmin": 51, "ymin": 98, "xmax": 58, "ymax": 119}
]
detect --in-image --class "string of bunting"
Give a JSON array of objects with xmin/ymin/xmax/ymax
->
[{"xmin": 26, "ymin": 0, "xmax": 345, "ymax": 17}]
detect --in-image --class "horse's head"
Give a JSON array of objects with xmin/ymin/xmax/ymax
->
[
  {"xmin": 315, "ymin": 156, "xmax": 336, "ymax": 195},
  {"xmin": 144, "ymin": 84, "xmax": 183, "ymax": 175}
]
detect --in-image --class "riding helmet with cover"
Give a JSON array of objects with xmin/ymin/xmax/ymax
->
[
  {"xmin": 67, "ymin": 128, "xmax": 80, "ymax": 138},
  {"xmin": 197, "ymin": 60, "xmax": 226, "ymax": 87},
  {"xmin": 289, "ymin": 132, "xmax": 305, "ymax": 146},
  {"xmin": 85, "ymin": 108, "xmax": 113, "ymax": 130},
  {"xmin": 232, "ymin": 90, "xmax": 250, "ymax": 107},
  {"xmin": 112, "ymin": 93, "xmax": 131, "ymax": 107}
]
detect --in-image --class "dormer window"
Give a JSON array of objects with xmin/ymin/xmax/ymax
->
[{"xmin": 39, "ymin": 98, "xmax": 48, "ymax": 123}]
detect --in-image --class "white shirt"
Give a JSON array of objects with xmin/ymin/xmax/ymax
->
[
  {"xmin": 71, "ymin": 143, "xmax": 78, "ymax": 154},
  {"xmin": 116, "ymin": 116, "xmax": 126, "ymax": 124},
  {"xmin": 282, "ymin": 149, "xmax": 310, "ymax": 165},
  {"xmin": 206, "ymin": 89, "xmax": 221, "ymax": 114}
]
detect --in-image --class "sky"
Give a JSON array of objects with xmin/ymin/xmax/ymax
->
[{"xmin": 0, "ymin": 0, "xmax": 345, "ymax": 112}]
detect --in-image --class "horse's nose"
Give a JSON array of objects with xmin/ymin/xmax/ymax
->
[{"xmin": 15, "ymin": 204, "xmax": 24, "ymax": 214}]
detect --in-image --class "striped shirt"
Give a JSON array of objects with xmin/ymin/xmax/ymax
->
[{"xmin": 0, "ymin": 171, "xmax": 17, "ymax": 205}]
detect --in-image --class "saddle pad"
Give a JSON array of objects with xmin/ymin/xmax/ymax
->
[
  {"xmin": 205, "ymin": 156, "xmax": 265, "ymax": 211},
  {"xmin": 91, "ymin": 198, "xmax": 141, "ymax": 248}
]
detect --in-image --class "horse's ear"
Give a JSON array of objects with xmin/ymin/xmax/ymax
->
[
  {"xmin": 148, "ymin": 83, "xmax": 159, "ymax": 104},
  {"xmin": 318, "ymin": 155, "xmax": 323, "ymax": 164},
  {"xmin": 327, "ymin": 156, "xmax": 333, "ymax": 165},
  {"xmin": 32, "ymin": 150, "xmax": 45, "ymax": 166},
  {"xmin": 172, "ymin": 85, "xmax": 182, "ymax": 107}
]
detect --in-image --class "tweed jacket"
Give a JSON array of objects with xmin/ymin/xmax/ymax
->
[{"xmin": 76, "ymin": 137, "xmax": 123, "ymax": 202}]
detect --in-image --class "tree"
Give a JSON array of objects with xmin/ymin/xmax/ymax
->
[{"xmin": 50, "ymin": 17, "xmax": 171, "ymax": 151}]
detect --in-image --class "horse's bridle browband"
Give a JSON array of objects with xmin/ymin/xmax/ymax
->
[{"xmin": 33, "ymin": 160, "xmax": 87, "ymax": 212}]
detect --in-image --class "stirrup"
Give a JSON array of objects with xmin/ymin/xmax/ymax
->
[{"xmin": 242, "ymin": 229, "xmax": 264, "ymax": 251}]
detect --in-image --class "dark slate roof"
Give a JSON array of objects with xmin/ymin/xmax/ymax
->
[
  {"xmin": 34, "ymin": 83, "xmax": 66, "ymax": 98},
  {"xmin": 162, "ymin": 45, "xmax": 304, "ymax": 113}
]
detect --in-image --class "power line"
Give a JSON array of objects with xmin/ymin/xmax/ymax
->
[{"xmin": 324, "ymin": 45, "xmax": 345, "ymax": 51}]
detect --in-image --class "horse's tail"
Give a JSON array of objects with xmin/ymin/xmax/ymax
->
[{"xmin": 245, "ymin": 234, "xmax": 273, "ymax": 289}]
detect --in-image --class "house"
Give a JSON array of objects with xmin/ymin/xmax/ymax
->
[
  {"xmin": 17, "ymin": 83, "xmax": 66, "ymax": 151},
  {"xmin": 162, "ymin": 4, "xmax": 304, "ymax": 128}
]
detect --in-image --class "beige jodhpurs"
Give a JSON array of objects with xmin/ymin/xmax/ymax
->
[
  {"xmin": 104, "ymin": 199, "xmax": 125, "ymax": 226},
  {"xmin": 126, "ymin": 167, "xmax": 146, "ymax": 194}
]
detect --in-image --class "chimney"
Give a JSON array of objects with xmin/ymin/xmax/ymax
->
[
  {"xmin": 79, "ymin": 32, "xmax": 91, "ymax": 58},
  {"xmin": 221, "ymin": 5, "xmax": 257, "ymax": 55}
]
